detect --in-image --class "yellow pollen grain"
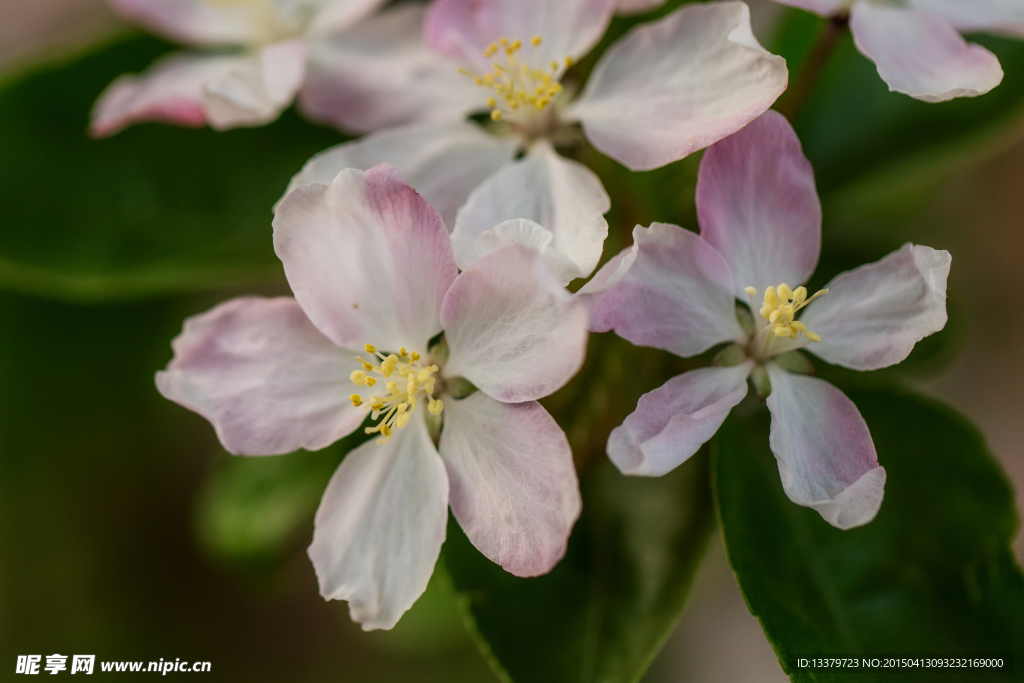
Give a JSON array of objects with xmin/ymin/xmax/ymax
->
[{"xmin": 531, "ymin": 35, "xmax": 542, "ymax": 46}]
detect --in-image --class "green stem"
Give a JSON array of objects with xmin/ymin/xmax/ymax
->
[{"xmin": 777, "ymin": 14, "xmax": 850, "ymax": 122}]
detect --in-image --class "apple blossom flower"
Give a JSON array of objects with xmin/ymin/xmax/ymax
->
[
  {"xmin": 90, "ymin": 0, "xmax": 388, "ymax": 136},
  {"xmin": 156, "ymin": 163, "xmax": 586, "ymax": 629},
  {"xmin": 775, "ymin": 0, "xmax": 1024, "ymax": 102},
  {"xmin": 287, "ymin": 0, "xmax": 788, "ymax": 280},
  {"xmin": 582, "ymin": 111, "xmax": 951, "ymax": 530}
]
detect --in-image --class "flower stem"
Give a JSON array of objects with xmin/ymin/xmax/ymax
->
[{"xmin": 776, "ymin": 14, "xmax": 849, "ymax": 122}]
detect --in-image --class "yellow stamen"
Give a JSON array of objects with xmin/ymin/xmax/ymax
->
[
  {"xmin": 459, "ymin": 34, "xmax": 569, "ymax": 118},
  {"xmin": 751, "ymin": 282, "xmax": 827, "ymax": 348},
  {"xmin": 350, "ymin": 342, "xmax": 444, "ymax": 445}
]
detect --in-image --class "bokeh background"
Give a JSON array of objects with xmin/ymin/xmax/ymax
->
[{"xmin": 1, "ymin": 1, "xmax": 1021, "ymax": 681}]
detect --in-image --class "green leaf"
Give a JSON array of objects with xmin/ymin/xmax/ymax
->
[
  {"xmin": 714, "ymin": 390, "xmax": 1024, "ymax": 682},
  {"xmin": 443, "ymin": 456, "xmax": 716, "ymax": 683},
  {"xmin": 774, "ymin": 11, "xmax": 1024, "ymax": 212},
  {"xmin": 0, "ymin": 33, "xmax": 343, "ymax": 302}
]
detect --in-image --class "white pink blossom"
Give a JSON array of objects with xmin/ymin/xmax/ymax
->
[
  {"xmin": 157, "ymin": 163, "xmax": 586, "ymax": 629},
  {"xmin": 583, "ymin": 111, "xmax": 951, "ymax": 529}
]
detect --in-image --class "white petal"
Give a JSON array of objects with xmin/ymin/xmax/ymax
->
[
  {"xmin": 155, "ymin": 297, "xmax": 364, "ymax": 455},
  {"xmin": 850, "ymin": 2, "xmax": 1003, "ymax": 103},
  {"xmin": 281, "ymin": 121, "xmax": 517, "ymax": 229},
  {"xmin": 583, "ymin": 223, "xmax": 745, "ymax": 357},
  {"xmin": 90, "ymin": 52, "xmax": 245, "ymax": 137},
  {"xmin": 566, "ymin": 1, "xmax": 788, "ymax": 171},
  {"xmin": 202, "ymin": 39, "xmax": 308, "ymax": 130},
  {"xmin": 909, "ymin": 0, "xmax": 1024, "ymax": 37},
  {"xmin": 106, "ymin": 0, "xmax": 268, "ymax": 45},
  {"xmin": 766, "ymin": 365, "xmax": 885, "ymax": 530},
  {"xmin": 305, "ymin": 0, "xmax": 389, "ymax": 37},
  {"xmin": 273, "ymin": 164, "xmax": 458, "ymax": 352},
  {"xmin": 697, "ymin": 110, "xmax": 822, "ymax": 297},
  {"xmin": 609, "ymin": 362, "xmax": 752, "ymax": 477},
  {"xmin": 424, "ymin": 0, "xmax": 616, "ymax": 72},
  {"xmin": 439, "ymin": 393, "xmax": 581, "ymax": 577},
  {"xmin": 309, "ymin": 415, "xmax": 448, "ymax": 630},
  {"xmin": 440, "ymin": 246, "xmax": 589, "ymax": 403},
  {"xmin": 300, "ymin": 3, "xmax": 481, "ymax": 133},
  {"xmin": 451, "ymin": 142, "xmax": 610, "ymax": 280},
  {"xmin": 799, "ymin": 244, "xmax": 951, "ymax": 371},
  {"xmin": 472, "ymin": 219, "xmax": 583, "ymax": 286}
]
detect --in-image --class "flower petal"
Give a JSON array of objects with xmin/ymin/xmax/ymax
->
[
  {"xmin": 470, "ymin": 219, "xmax": 583, "ymax": 287},
  {"xmin": 799, "ymin": 243, "xmax": 951, "ymax": 371},
  {"xmin": 273, "ymin": 163, "xmax": 458, "ymax": 352},
  {"xmin": 850, "ymin": 2, "xmax": 1003, "ymax": 103},
  {"xmin": 155, "ymin": 297, "xmax": 364, "ymax": 456},
  {"xmin": 696, "ymin": 110, "xmax": 821, "ymax": 297},
  {"xmin": 439, "ymin": 393, "xmax": 581, "ymax": 577},
  {"xmin": 282, "ymin": 121, "xmax": 517, "ymax": 229},
  {"xmin": 424, "ymin": 0, "xmax": 615, "ymax": 72},
  {"xmin": 565, "ymin": 1, "xmax": 788, "ymax": 171},
  {"xmin": 583, "ymin": 223, "xmax": 745, "ymax": 357},
  {"xmin": 90, "ymin": 52, "xmax": 243, "ymax": 137},
  {"xmin": 202, "ymin": 39, "xmax": 308, "ymax": 130},
  {"xmin": 300, "ymin": 3, "xmax": 481, "ymax": 133},
  {"xmin": 609, "ymin": 362, "xmax": 752, "ymax": 477},
  {"xmin": 765, "ymin": 365, "xmax": 885, "ymax": 530},
  {"xmin": 440, "ymin": 246, "xmax": 589, "ymax": 403},
  {"xmin": 769, "ymin": 0, "xmax": 847, "ymax": 16},
  {"xmin": 909, "ymin": 0, "xmax": 1024, "ymax": 37},
  {"xmin": 450, "ymin": 142, "xmax": 610, "ymax": 280},
  {"xmin": 305, "ymin": 0, "xmax": 390, "ymax": 37},
  {"xmin": 106, "ymin": 0, "xmax": 266, "ymax": 45},
  {"xmin": 309, "ymin": 415, "xmax": 448, "ymax": 630}
]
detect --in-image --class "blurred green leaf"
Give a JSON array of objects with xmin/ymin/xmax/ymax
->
[
  {"xmin": 0, "ymin": 33, "xmax": 342, "ymax": 302},
  {"xmin": 714, "ymin": 390, "xmax": 1024, "ymax": 682},
  {"xmin": 774, "ymin": 11, "xmax": 1024, "ymax": 212},
  {"xmin": 195, "ymin": 449, "xmax": 341, "ymax": 565},
  {"xmin": 443, "ymin": 456, "xmax": 715, "ymax": 683}
]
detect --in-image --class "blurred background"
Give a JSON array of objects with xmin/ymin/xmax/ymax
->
[{"xmin": 1, "ymin": 0, "xmax": 1021, "ymax": 681}]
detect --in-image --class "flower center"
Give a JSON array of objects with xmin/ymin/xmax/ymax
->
[
  {"xmin": 458, "ymin": 35, "xmax": 572, "ymax": 122},
  {"xmin": 744, "ymin": 283, "xmax": 828, "ymax": 355},
  {"xmin": 348, "ymin": 343, "xmax": 443, "ymax": 445},
  {"xmin": 203, "ymin": 0, "xmax": 308, "ymax": 44}
]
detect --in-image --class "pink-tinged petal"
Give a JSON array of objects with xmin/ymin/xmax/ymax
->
[
  {"xmin": 850, "ymin": 3, "xmax": 1003, "ymax": 103},
  {"xmin": 106, "ymin": 0, "xmax": 266, "ymax": 45},
  {"xmin": 909, "ymin": 0, "xmax": 1024, "ymax": 37},
  {"xmin": 155, "ymin": 297, "xmax": 364, "ymax": 456},
  {"xmin": 451, "ymin": 142, "xmax": 609, "ymax": 280},
  {"xmin": 202, "ymin": 39, "xmax": 308, "ymax": 130},
  {"xmin": 300, "ymin": 4, "xmax": 481, "ymax": 134},
  {"xmin": 615, "ymin": 0, "xmax": 666, "ymax": 16},
  {"xmin": 440, "ymin": 246, "xmax": 589, "ymax": 403},
  {"xmin": 305, "ymin": 0, "xmax": 390, "ymax": 37},
  {"xmin": 90, "ymin": 52, "xmax": 244, "ymax": 137},
  {"xmin": 770, "ymin": 0, "xmax": 847, "ymax": 16},
  {"xmin": 696, "ymin": 110, "xmax": 822, "ymax": 297},
  {"xmin": 309, "ymin": 415, "xmax": 448, "ymax": 630},
  {"xmin": 273, "ymin": 164, "xmax": 458, "ymax": 352},
  {"xmin": 471, "ymin": 219, "xmax": 582, "ymax": 287},
  {"xmin": 799, "ymin": 244, "xmax": 951, "ymax": 371},
  {"xmin": 609, "ymin": 362, "xmax": 752, "ymax": 477},
  {"xmin": 424, "ymin": 0, "xmax": 615, "ymax": 72},
  {"xmin": 583, "ymin": 223, "xmax": 745, "ymax": 357},
  {"xmin": 439, "ymin": 393, "xmax": 581, "ymax": 577},
  {"xmin": 282, "ymin": 121, "xmax": 517, "ymax": 230},
  {"xmin": 766, "ymin": 365, "xmax": 885, "ymax": 530},
  {"xmin": 565, "ymin": 1, "xmax": 788, "ymax": 171},
  {"xmin": 576, "ymin": 245, "xmax": 637, "ymax": 296}
]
